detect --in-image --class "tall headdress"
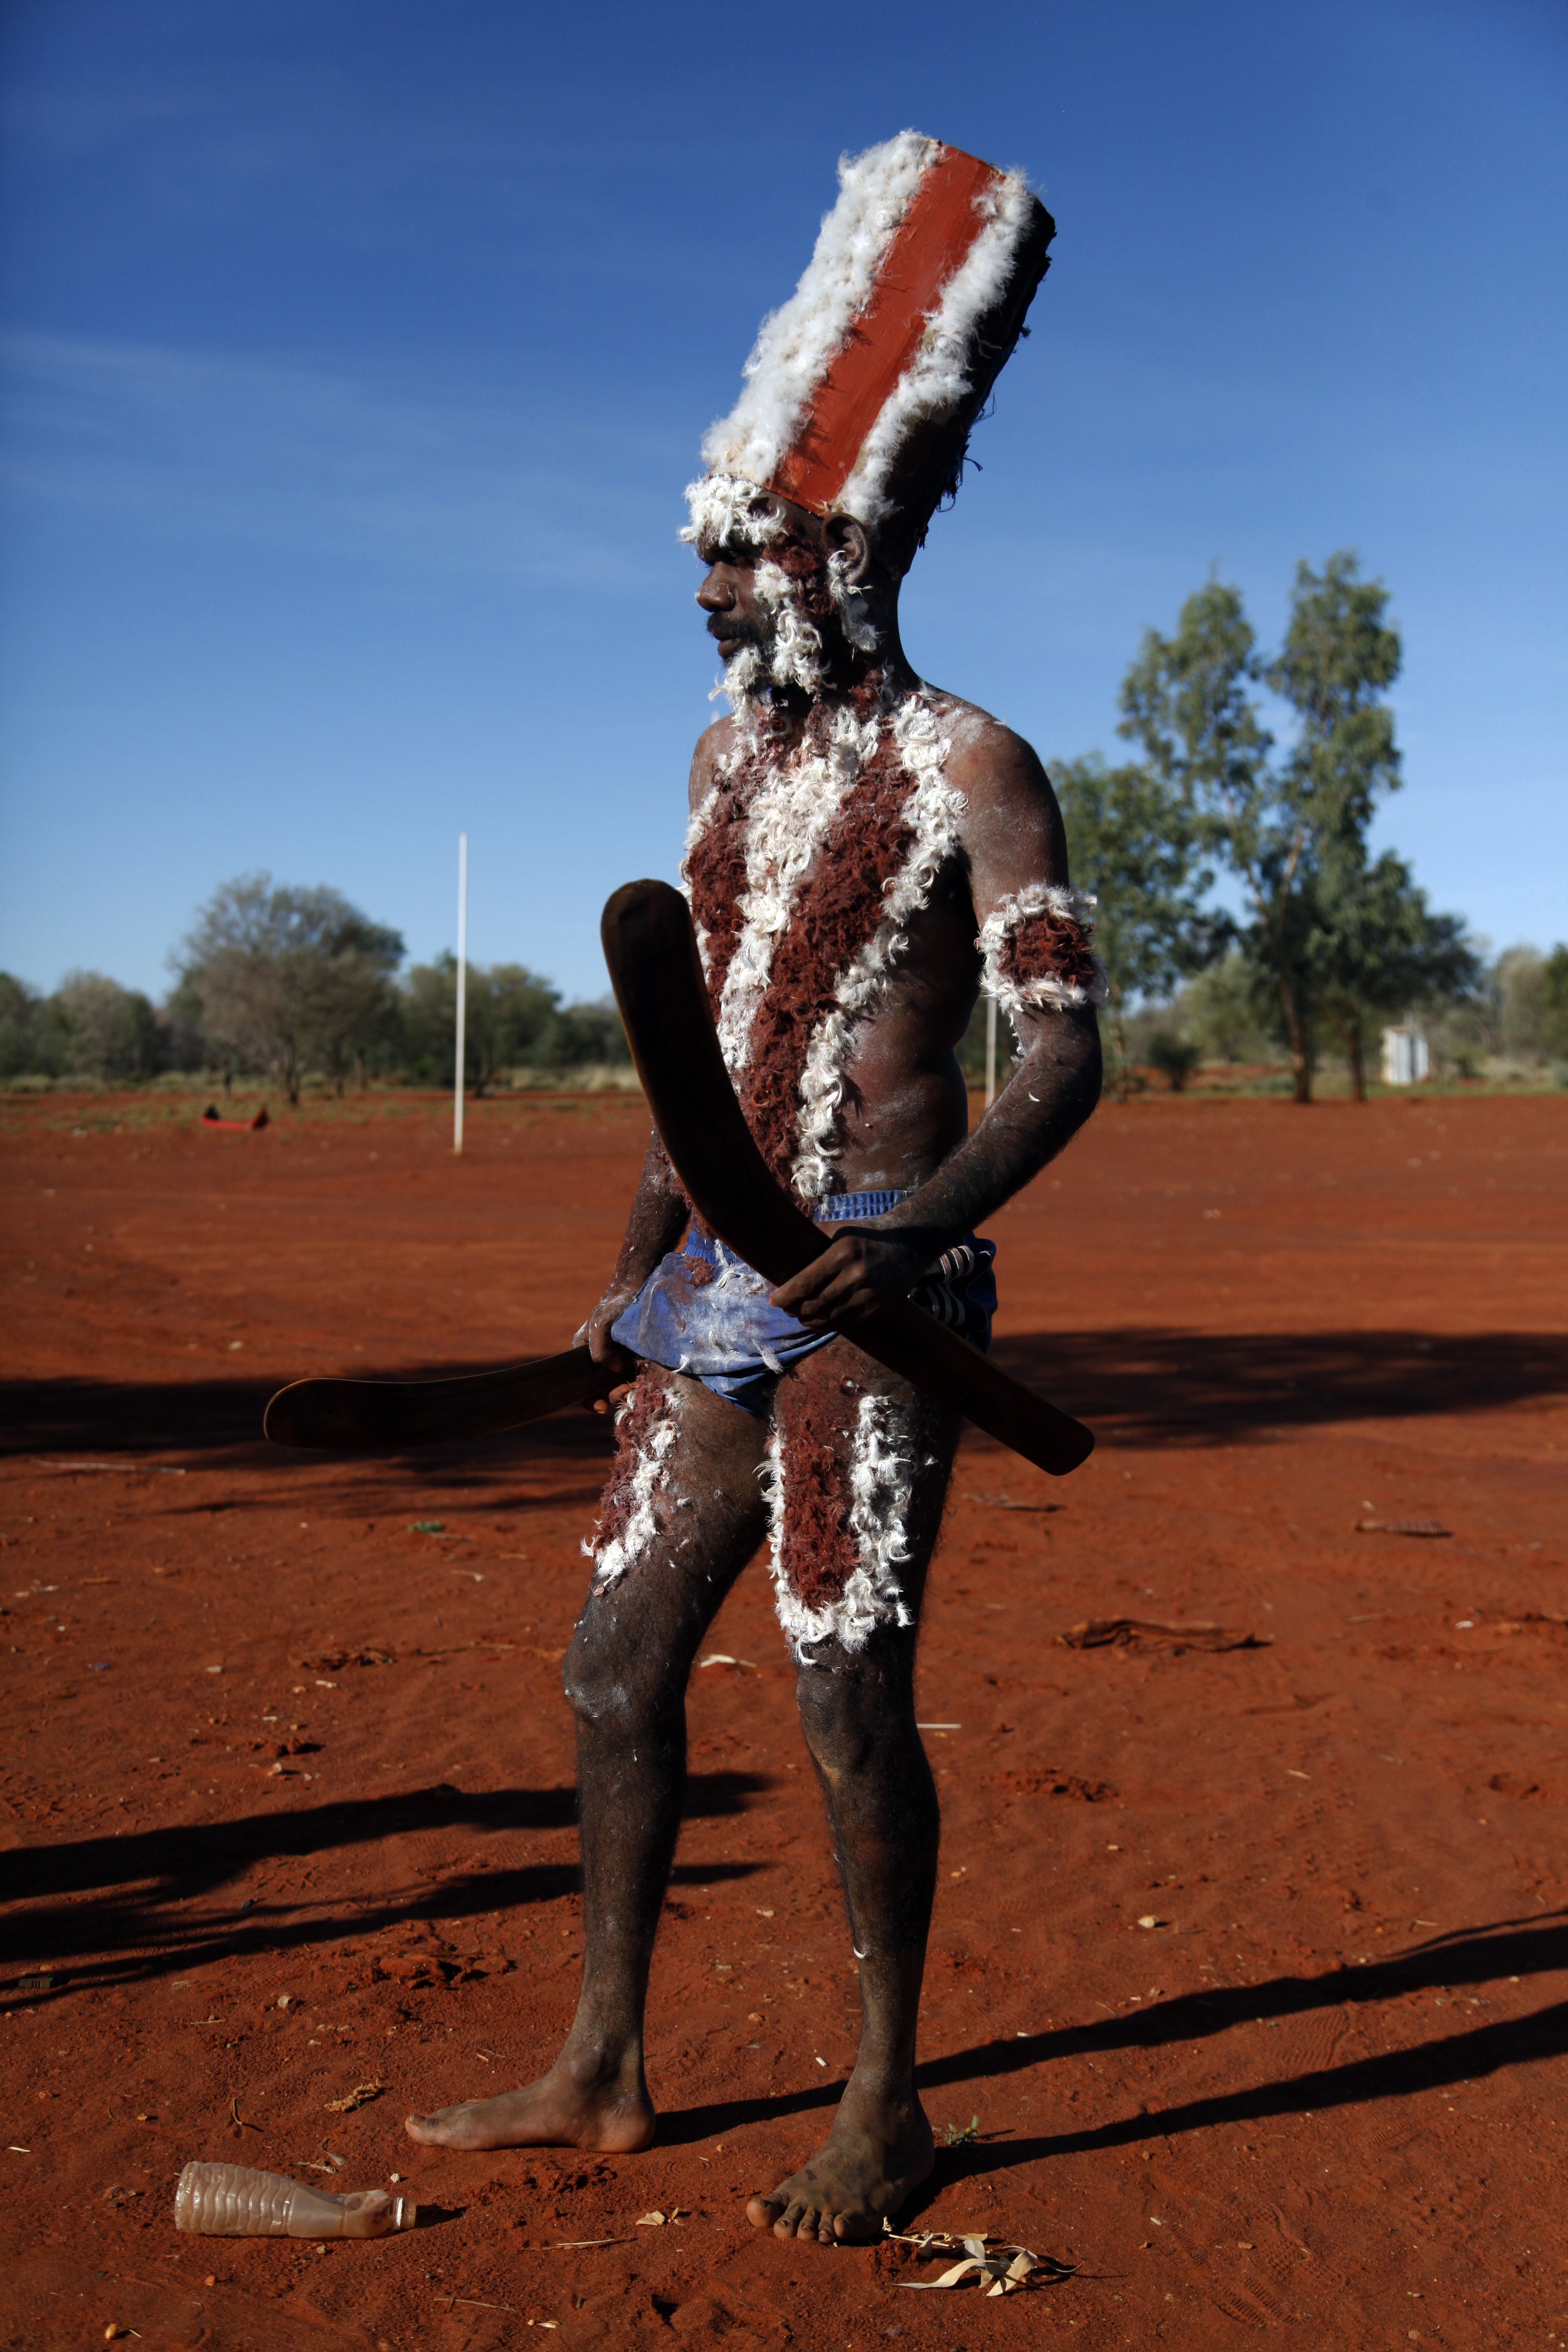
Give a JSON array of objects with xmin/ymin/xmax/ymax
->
[{"xmin": 687, "ymin": 133, "xmax": 1054, "ymax": 577}]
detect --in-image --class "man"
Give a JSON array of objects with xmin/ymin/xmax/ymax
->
[{"xmin": 407, "ymin": 132, "xmax": 1103, "ymax": 2245}]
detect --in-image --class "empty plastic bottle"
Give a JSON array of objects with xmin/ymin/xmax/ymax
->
[{"xmin": 174, "ymin": 2159, "xmax": 416, "ymax": 2238}]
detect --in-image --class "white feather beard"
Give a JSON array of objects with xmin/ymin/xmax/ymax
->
[
  {"xmin": 712, "ymin": 698, "xmax": 887, "ymax": 1076},
  {"xmin": 790, "ymin": 692, "xmax": 965, "ymax": 1199},
  {"xmin": 584, "ymin": 1391, "xmax": 679, "ymax": 1587},
  {"xmin": 977, "ymin": 880, "xmax": 1110, "ymax": 1042},
  {"xmin": 751, "ymin": 559, "xmax": 825, "ymax": 697},
  {"xmin": 691, "ymin": 548, "xmax": 837, "ymax": 714},
  {"xmin": 765, "ymin": 1392, "xmax": 917, "ymax": 1656},
  {"xmin": 699, "ymin": 132, "xmax": 939, "ymax": 492}
]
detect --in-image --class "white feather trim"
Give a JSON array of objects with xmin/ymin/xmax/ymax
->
[
  {"xmin": 681, "ymin": 780, "xmax": 720, "ymax": 970},
  {"xmin": 585, "ymin": 1392, "xmax": 677, "ymax": 1587},
  {"xmin": 977, "ymin": 879, "xmax": 1109, "ymax": 1029},
  {"xmin": 713, "ymin": 700, "xmax": 884, "ymax": 1075},
  {"xmin": 838, "ymin": 169, "xmax": 1037, "ymax": 530},
  {"xmin": 699, "ymin": 133, "xmax": 939, "ymax": 494},
  {"xmin": 826, "ymin": 546, "xmax": 881, "ymax": 653},
  {"xmin": 680, "ymin": 472, "xmax": 790, "ymax": 550},
  {"xmin": 790, "ymin": 693, "xmax": 965, "ymax": 1199},
  {"xmin": 687, "ymin": 142, "xmax": 1039, "ymax": 553},
  {"xmin": 767, "ymin": 1392, "xmax": 916, "ymax": 1656}
]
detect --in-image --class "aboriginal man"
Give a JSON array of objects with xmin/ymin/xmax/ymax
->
[{"xmin": 406, "ymin": 132, "xmax": 1103, "ymax": 2246}]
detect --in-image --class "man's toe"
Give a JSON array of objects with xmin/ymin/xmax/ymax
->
[{"xmin": 834, "ymin": 2206, "xmax": 881, "ymax": 2244}]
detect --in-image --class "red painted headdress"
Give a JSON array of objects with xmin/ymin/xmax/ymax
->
[{"xmin": 687, "ymin": 133, "xmax": 1054, "ymax": 576}]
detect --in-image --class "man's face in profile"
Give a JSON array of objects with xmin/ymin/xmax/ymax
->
[
  {"xmin": 695, "ymin": 529, "xmax": 770, "ymax": 669},
  {"xmin": 692, "ymin": 494, "xmax": 837, "ymax": 699}
]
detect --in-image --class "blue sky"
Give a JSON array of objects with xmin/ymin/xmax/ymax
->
[{"xmin": 2, "ymin": 0, "xmax": 1564, "ymax": 1004}]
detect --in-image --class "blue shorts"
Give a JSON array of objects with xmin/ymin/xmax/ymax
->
[{"xmin": 609, "ymin": 1187, "xmax": 997, "ymax": 1415}]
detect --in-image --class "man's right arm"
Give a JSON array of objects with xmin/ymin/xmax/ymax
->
[{"xmin": 575, "ymin": 1131, "xmax": 688, "ymax": 1362}]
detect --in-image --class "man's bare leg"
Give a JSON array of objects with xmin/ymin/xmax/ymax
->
[
  {"xmin": 406, "ymin": 1368, "xmax": 768, "ymax": 2152},
  {"xmin": 746, "ymin": 1344, "xmax": 955, "ymax": 2242}
]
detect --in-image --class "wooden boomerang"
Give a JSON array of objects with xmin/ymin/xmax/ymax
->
[
  {"xmin": 600, "ymin": 879, "xmax": 1093, "ymax": 1478},
  {"xmin": 265, "ymin": 885, "xmax": 1094, "ymax": 1471},
  {"xmin": 263, "ymin": 1343, "xmax": 638, "ymax": 1451}
]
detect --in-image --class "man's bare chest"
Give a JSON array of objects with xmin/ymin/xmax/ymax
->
[{"xmin": 682, "ymin": 693, "xmax": 973, "ymax": 1195}]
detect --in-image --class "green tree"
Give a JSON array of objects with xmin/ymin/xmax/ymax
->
[
  {"xmin": 1307, "ymin": 847, "xmax": 1479, "ymax": 1098},
  {"xmin": 1146, "ymin": 1029, "xmax": 1200, "ymax": 1091},
  {"xmin": 1542, "ymin": 944, "xmax": 1568, "ymax": 1061},
  {"xmin": 548, "ymin": 994, "xmax": 631, "ymax": 1069},
  {"xmin": 398, "ymin": 956, "xmax": 454, "ymax": 1084},
  {"xmin": 157, "ymin": 971, "xmax": 213, "ymax": 1075},
  {"xmin": 179, "ymin": 876, "xmax": 404, "ymax": 1104},
  {"xmin": 1482, "ymin": 945, "xmax": 1560, "ymax": 1065},
  {"xmin": 1176, "ymin": 951, "xmax": 1276, "ymax": 1066},
  {"xmin": 1051, "ymin": 754, "xmax": 1226, "ymax": 1089},
  {"xmin": 477, "ymin": 964, "xmax": 561, "ymax": 1085},
  {"xmin": 46, "ymin": 971, "xmax": 162, "ymax": 1080},
  {"xmin": 0, "ymin": 973, "xmax": 42, "ymax": 1079},
  {"xmin": 1120, "ymin": 553, "xmax": 1403, "ymax": 1103},
  {"xmin": 398, "ymin": 956, "xmax": 561, "ymax": 1090}
]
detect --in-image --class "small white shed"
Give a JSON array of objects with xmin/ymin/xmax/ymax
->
[{"xmin": 1380, "ymin": 1025, "xmax": 1430, "ymax": 1085}]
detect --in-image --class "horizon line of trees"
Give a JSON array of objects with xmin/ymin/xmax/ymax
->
[
  {"xmin": 0, "ymin": 874, "xmax": 630, "ymax": 1101},
  {"xmin": 3, "ymin": 552, "xmax": 1564, "ymax": 1104}
]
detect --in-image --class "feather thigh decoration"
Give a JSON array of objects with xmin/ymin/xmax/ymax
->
[
  {"xmin": 583, "ymin": 1373, "xmax": 682, "ymax": 1587},
  {"xmin": 765, "ymin": 1375, "xmax": 950, "ymax": 1657}
]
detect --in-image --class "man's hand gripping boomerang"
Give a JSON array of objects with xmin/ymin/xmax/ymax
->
[{"xmin": 264, "ymin": 881, "xmax": 1093, "ymax": 1478}]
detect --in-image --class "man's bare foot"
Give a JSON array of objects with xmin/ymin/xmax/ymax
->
[
  {"xmin": 405, "ymin": 2052, "xmax": 654, "ymax": 2154},
  {"xmin": 746, "ymin": 2083, "xmax": 933, "ymax": 2245}
]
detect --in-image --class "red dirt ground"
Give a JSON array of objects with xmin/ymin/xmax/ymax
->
[{"xmin": 3, "ymin": 1086, "xmax": 1565, "ymax": 2351}]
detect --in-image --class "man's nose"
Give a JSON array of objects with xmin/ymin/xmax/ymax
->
[{"xmin": 696, "ymin": 566, "xmax": 734, "ymax": 612}]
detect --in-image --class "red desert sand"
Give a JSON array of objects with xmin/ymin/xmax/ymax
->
[{"xmin": 2, "ymin": 1088, "xmax": 1564, "ymax": 2349}]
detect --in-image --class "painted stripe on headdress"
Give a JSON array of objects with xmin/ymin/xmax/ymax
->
[{"xmin": 689, "ymin": 134, "xmax": 1052, "ymax": 563}]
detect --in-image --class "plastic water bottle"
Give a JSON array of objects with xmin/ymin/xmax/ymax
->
[{"xmin": 174, "ymin": 2159, "xmax": 416, "ymax": 2238}]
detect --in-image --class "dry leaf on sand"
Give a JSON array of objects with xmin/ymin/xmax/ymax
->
[{"xmin": 887, "ymin": 2226, "xmax": 1074, "ymax": 2296}]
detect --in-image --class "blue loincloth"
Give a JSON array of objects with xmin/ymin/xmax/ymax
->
[{"xmin": 609, "ymin": 1187, "xmax": 997, "ymax": 1415}]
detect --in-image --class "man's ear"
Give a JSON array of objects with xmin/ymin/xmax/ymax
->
[{"xmin": 824, "ymin": 513, "xmax": 874, "ymax": 585}]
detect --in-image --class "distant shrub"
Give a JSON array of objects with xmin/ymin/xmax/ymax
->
[
  {"xmin": 0, "ymin": 973, "xmax": 41, "ymax": 1079},
  {"xmin": 1147, "ymin": 1030, "xmax": 1201, "ymax": 1091}
]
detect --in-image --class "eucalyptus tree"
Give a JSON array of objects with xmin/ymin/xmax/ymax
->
[
  {"xmin": 1050, "ymin": 752, "xmax": 1226, "ymax": 1089},
  {"xmin": 1118, "ymin": 552, "xmax": 1404, "ymax": 1103},
  {"xmin": 180, "ymin": 876, "xmax": 403, "ymax": 1103}
]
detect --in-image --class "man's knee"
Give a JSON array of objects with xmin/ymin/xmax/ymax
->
[
  {"xmin": 793, "ymin": 1634, "xmax": 909, "ymax": 1764},
  {"xmin": 563, "ymin": 1604, "xmax": 663, "ymax": 1732}
]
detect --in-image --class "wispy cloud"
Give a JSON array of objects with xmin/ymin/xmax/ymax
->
[{"xmin": 0, "ymin": 328, "xmax": 683, "ymax": 587}]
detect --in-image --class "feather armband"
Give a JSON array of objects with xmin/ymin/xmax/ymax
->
[{"xmin": 978, "ymin": 882, "xmax": 1108, "ymax": 1024}]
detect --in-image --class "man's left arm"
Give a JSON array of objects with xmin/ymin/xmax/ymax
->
[{"xmin": 775, "ymin": 725, "xmax": 1103, "ymax": 1328}]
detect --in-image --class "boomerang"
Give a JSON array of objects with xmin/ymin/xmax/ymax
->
[
  {"xmin": 265, "ymin": 882, "xmax": 1093, "ymax": 1476},
  {"xmin": 599, "ymin": 879, "xmax": 1092, "ymax": 1479}
]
